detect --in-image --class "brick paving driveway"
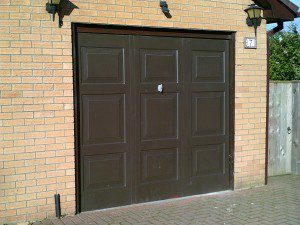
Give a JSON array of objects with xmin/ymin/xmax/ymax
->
[{"xmin": 36, "ymin": 175, "xmax": 300, "ymax": 225}]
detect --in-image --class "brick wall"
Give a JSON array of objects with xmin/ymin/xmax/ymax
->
[{"xmin": 0, "ymin": 0, "xmax": 267, "ymax": 223}]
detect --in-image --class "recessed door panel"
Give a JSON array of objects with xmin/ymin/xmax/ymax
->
[
  {"xmin": 141, "ymin": 148, "xmax": 178, "ymax": 184},
  {"xmin": 81, "ymin": 47, "xmax": 125, "ymax": 83},
  {"xmin": 192, "ymin": 51, "xmax": 225, "ymax": 83},
  {"xmin": 192, "ymin": 92, "xmax": 225, "ymax": 137},
  {"xmin": 191, "ymin": 144, "xmax": 225, "ymax": 178},
  {"xmin": 82, "ymin": 95, "xmax": 125, "ymax": 145},
  {"xmin": 141, "ymin": 94, "xmax": 178, "ymax": 141},
  {"xmin": 141, "ymin": 49, "xmax": 178, "ymax": 83},
  {"xmin": 83, "ymin": 153, "xmax": 126, "ymax": 190}
]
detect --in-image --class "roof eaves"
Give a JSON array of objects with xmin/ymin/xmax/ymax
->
[{"xmin": 278, "ymin": 0, "xmax": 299, "ymax": 15}]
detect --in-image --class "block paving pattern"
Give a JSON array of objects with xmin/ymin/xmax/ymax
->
[{"xmin": 35, "ymin": 175, "xmax": 300, "ymax": 225}]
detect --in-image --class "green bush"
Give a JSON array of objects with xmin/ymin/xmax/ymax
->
[{"xmin": 269, "ymin": 23, "xmax": 300, "ymax": 81}]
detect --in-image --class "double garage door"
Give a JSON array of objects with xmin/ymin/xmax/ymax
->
[{"xmin": 76, "ymin": 27, "xmax": 232, "ymax": 211}]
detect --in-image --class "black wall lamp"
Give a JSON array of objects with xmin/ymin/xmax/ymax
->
[
  {"xmin": 160, "ymin": 0, "xmax": 171, "ymax": 18},
  {"xmin": 46, "ymin": 0, "xmax": 63, "ymax": 27},
  {"xmin": 46, "ymin": 0, "xmax": 78, "ymax": 28},
  {"xmin": 160, "ymin": 0, "xmax": 169, "ymax": 13},
  {"xmin": 244, "ymin": 4, "xmax": 263, "ymax": 37}
]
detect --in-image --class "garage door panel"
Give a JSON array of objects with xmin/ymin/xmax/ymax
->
[
  {"xmin": 140, "ymin": 148, "xmax": 178, "ymax": 184},
  {"xmin": 82, "ymin": 189, "xmax": 130, "ymax": 212},
  {"xmin": 82, "ymin": 94, "xmax": 125, "ymax": 145},
  {"xmin": 191, "ymin": 144, "xmax": 225, "ymax": 178},
  {"xmin": 191, "ymin": 84, "xmax": 226, "ymax": 92},
  {"xmin": 78, "ymin": 33, "xmax": 130, "ymax": 48},
  {"xmin": 83, "ymin": 153, "xmax": 126, "ymax": 191},
  {"xmin": 141, "ymin": 93, "xmax": 178, "ymax": 141},
  {"xmin": 141, "ymin": 49, "xmax": 178, "ymax": 83},
  {"xmin": 188, "ymin": 38, "xmax": 228, "ymax": 52},
  {"xmin": 81, "ymin": 47, "xmax": 125, "ymax": 84},
  {"xmin": 77, "ymin": 31, "xmax": 232, "ymax": 211},
  {"xmin": 139, "ymin": 83, "xmax": 180, "ymax": 93},
  {"xmin": 140, "ymin": 139, "xmax": 179, "ymax": 150},
  {"xmin": 81, "ymin": 144, "xmax": 129, "ymax": 155},
  {"xmin": 135, "ymin": 35, "xmax": 182, "ymax": 203},
  {"xmin": 136, "ymin": 184, "xmax": 179, "ymax": 203},
  {"xmin": 191, "ymin": 135, "xmax": 227, "ymax": 146},
  {"xmin": 192, "ymin": 51, "xmax": 225, "ymax": 83},
  {"xmin": 134, "ymin": 35, "xmax": 180, "ymax": 49},
  {"xmin": 186, "ymin": 174, "xmax": 229, "ymax": 195},
  {"xmin": 80, "ymin": 84, "xmax": 128, "ymax": 94},
  {"xmin": 79, "ymin": 33, "xmax": 132, "ymax": 211},
  {"xmin": 184, "ymin": 38, "xmax": 230, "ymax": 195},
  {"xmin": 192, "ymin": 92, "xmax": 225, "ymax": 137}
]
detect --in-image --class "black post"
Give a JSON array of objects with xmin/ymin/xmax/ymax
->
[{"xmin": 54, "ymin": 194, "xmax": 61, "ymax": 218}]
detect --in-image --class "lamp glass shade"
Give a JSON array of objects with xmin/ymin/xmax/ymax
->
[
  {"xmin": 253, "ymin": 8, "xmax": 262, "ymax": 18},
  {"xmin": 246, "ymin": 9, "xmax": 255, "ymax": 19},
  {"xmin": 245, "ymin": 4, "xmax": 262, "ymax": 19},
  {"xmin": 49, "ymin": 0, "xmax": 60, "ymax": 5}
]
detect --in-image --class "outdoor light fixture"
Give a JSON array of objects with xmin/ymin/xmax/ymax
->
[
  {"xmin": 160, "ymin": 0, "xmax": 169, "ymax": 14},
  {"xmin": 46, "ymin": 0, "xmax": 62, "ymax": 27},
  {"xmin": 244, "ymin": 4, "xmax": 263, "ymax": 37}
]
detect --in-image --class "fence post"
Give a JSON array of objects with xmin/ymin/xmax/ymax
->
[{"xmin": 292, "ymin": 82, "xmax": 300, "ymax": 175}]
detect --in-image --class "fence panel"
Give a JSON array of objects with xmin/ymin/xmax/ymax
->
[{"xmin": 268, "ymin": 82, "xmax": 293, "ymax": 176}]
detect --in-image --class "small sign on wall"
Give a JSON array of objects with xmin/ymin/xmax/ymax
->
[{"xmin": 244, "ymin": 37, "xmax": 257, "ymax": 49}]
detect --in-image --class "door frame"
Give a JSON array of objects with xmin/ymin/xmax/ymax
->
[{"xmin": 72, "ymin": 23, "xmax": 235, "ymax": 214}]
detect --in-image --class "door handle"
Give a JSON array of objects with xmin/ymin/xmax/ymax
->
[{"xmin": 157, "ymin": 84, "xmax": 164, "ymax": 93}]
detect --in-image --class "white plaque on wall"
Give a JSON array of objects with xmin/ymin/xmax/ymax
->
[{"xmin": 244, "ymin": 37, "xmax": 257, "ymax": 49}]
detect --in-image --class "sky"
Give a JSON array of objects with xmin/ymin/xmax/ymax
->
[{"xmin": 266, "ymin": 0, "xmax": 300, "ymax": 31}]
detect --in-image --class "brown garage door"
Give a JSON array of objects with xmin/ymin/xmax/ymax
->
[{"xmin": 76, "ymin": 26, "xmax": 232, "ymax": 212}]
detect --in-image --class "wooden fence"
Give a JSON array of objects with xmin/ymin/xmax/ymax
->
[{"xmin": 268, "ymin": 81, "xmax": 300, "ymax": 176}]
